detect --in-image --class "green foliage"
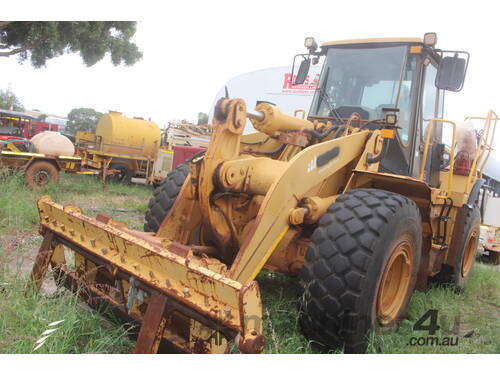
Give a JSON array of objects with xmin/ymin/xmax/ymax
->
[
  {"xmin": 258, "ymin": 272, "xmax": 320, "ymax": 353},
  {"xmin": 366, "ymin": 264, "xmax": 500, "ymax": 354},
  {"xmin": 65, "ymin": 107, "xmax": 103, "ymax": 135},
  {"xmin": 258, "ymin": 266, "xmax": 500, "ymax": 354},
  {"xmin": 0, "ymin": 171, "xmax": 152, "ymax": 236},
  {"xmin": 0, "ymin": 169, "xmax": 39, "ymax": 232},
  {"xmin": 0, "ymin": 172, "xmax": 152, "ymax": 353},
  {"xmin": 0, "ymin": 269, "xmax": 134, "ymax": 353},
  {"xmin": 197, "ymin": 112, "xmax": 209, "ymax": 125},
  {"xmin": 0, "ymin": 21, "xmax": 142, "ymax": 68},
  {"xmin": 0, "ymin": 88, "xmax": 24, "ymax": 111}
]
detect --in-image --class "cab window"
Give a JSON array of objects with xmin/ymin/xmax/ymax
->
[{"xmin": 421, "ymin": 63, "xmax": 438, "ymax": 138}]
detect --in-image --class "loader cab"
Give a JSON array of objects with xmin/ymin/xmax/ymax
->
[{"xmin": 294, "ymin": 34, "xmax": 468, "ymax": 181}]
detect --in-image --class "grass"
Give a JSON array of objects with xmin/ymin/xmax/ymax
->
[
  {"xmin": 258, "ymin": 272, "xmax": 319, "ymax": 354},
  {"xmin": 258, "ymin": 264, "xmax": 500, "ymax": 354},
  {"xmin": 0, "ymin": 171, "xmax": 150, "ymax": 354},
  {"xmin": 0, "ymin": 265, "xmax": 135, "ymax": 354},
  {"xmin": 0, "ymin": 171, "xmax": 499, "ymax": 353},
  {"xmin": 366, "ymin": 264, "xmax": 500, "ymax": 353},
  {"xmin": 0, "ymin": 169, "xmax": 152, "ymax": 235}
]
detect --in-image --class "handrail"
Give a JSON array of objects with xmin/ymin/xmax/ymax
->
[
  {"xmin": 294, "ymin": 109, "xmax": 306, "ymax": 119},
  {"xmin": 464, "ymin": 110, "xmax": 498, "ymax": 192},
  {"xmin": 420, "ymin": 110, "xmax": 497, "ymax": 201},
  {"xmin": 419, "ymin": 118, "xmax": 457, "ymax": 199}
]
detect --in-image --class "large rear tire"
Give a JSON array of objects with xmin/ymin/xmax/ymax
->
[
  {"xmin": 299, "ymin": 189, "xmax": 422, "ymax": 353},
  {"xmin": 435, "ymin": 206, "xmax": 481, "ymax": 288},
  {"xmin": 144, "ymin": 163, "xmax": 189, "ymax": 233},
  {"xmin": 25, "ymin": 161, "xmax": 59, "ymax": 188}
]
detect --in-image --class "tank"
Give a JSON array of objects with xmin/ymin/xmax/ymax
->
[
  {"xmin": 31, "ymin": 131, "xmax": 75, "ymax": 156},
  {"xmin": 96, "ymin": 111, "xmax": 160, "ymax": 158}
]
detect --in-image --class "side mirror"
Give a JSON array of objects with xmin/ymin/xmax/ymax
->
[
  {"xmin": 435, "ymin": 52, "xmax": 469, "ymax": 92},
  {"xmin": 295, "ymin": 58, "xmax": 311, "ymax": 85},
  {"xmin": 291, "ymin": 55, "xmax": 311, "ymax": 85}
]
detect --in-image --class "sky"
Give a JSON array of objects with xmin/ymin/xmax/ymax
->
[{"xmin": 2, "ymin": 0, "xmax": 499, "ymax": 153}]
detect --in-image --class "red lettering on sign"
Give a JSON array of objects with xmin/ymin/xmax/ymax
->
[{"xmin": 282, "ymin": 73, "xmax": 319, "ymax": 93}]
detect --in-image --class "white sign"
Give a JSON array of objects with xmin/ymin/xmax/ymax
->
[{"xmin": 210, "ymin": 65, "xmax": 322, "ymax": 133}]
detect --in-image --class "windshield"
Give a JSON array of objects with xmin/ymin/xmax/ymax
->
[{"xmin": 309, "ymin": 45, "xmax": 417, "ymax": 142}]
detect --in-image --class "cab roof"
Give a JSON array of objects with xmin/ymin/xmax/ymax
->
[{"xmin": 321, "ymin": 37, "xmax": 424, "ymax": 47}]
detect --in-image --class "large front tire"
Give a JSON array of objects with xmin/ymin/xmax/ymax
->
[
  {"xmin": 299, "ymin": 189, "xmax": 422, "ymax": 353},
  {"xmin": 144, "ymin": 163, "xmax": 189, "ymax": 233}
]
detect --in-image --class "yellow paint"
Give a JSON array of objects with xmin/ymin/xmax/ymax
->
[
  {"xmin": 58, "ymin": 155, "xmax": 81, "ymax": 160},
  {"xmin": 160, "ymin": 149, "xmax": 173, "ymax": 154},
  {"xmin": 322, "ymin": 37, "xmax": 423, "ymax": 47},
  {"xmin": 96, "ymin": 111, "xmax": 161, "ymax": 159},
  {"xmin": 247, "ymin": 226, "xmax": 289, "ymax": 283},
  {"xmin": 35, "ymin": 196, "xmax": 266, "ymax": 347},
  {"xmin": 86, "ymin": 150, "xmax": 149, "ymax": 161},
  {"xmin": 0, "ymin": 150, "xmax": 45, "ymax": 157},
  {"xmin": 420, "ymin": 118, "xmax": 456, "ymax": 199}
]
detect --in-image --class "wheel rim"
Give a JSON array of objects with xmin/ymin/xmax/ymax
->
[
  {"xmin": 116, "ymin": 172, "xmax": 124, "ymax": 181},
  {"xmin": 34, "ymin": 170, "xmax": 50, "ymax": 186},
  {"xmin": 376, "ymin": 237, "xmax": 413, "ymax": 325},
  {"xmin": 111, "ymin": 167, "xmax": 127, "ymax": 183},
  {"xmin": 461, "ymin": 229, "xmax": 478, "ymax": 277}
]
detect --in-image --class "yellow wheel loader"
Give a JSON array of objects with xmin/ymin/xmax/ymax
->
[{"xmin": 30, "ymin": 33, "xmax": 497, "ymax": 353}]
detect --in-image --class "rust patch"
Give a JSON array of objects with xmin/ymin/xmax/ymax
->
[
  {"xmin": 96, "ymin": 213, "xmax": 112, "ymax": 224},
  {"xmin": 134, "ymin": 292, "xmax": 169, "ymax": 354},
  {"xmin": 192, "ymin": 337, "xmax": 210, "ymax": 354},
  {"xmin": 167, "ymin": 242, "xmax": 191, "ymax": 257},
  {"xmin": 278, "ymin": 131, "xmax": 310, "ymax": 147},
  {"xmin": 238, "ymin": 332, "xmax": 265, "ymax": 354}
]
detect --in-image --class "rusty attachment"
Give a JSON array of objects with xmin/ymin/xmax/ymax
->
[{"xmin": 238, "ymin": 331, "xmax": 266, "ymax": 354}]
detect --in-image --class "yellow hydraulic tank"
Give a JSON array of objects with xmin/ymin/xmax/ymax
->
[{"xmin": 96, "ymin": 111, "xmax": 161, "ymax": 158}]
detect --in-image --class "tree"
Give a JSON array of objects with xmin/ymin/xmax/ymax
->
[
  {"xmin": 0, "ymin": 21, "xmax": 142, "ymax": 68},
  {"xmin": 66, "ymin": 108, "xmax": 103, "ymax": 135},
  {"xmin": 197, "ymin": 112, "xmax": 209, "ymax": 125},
  {"xmin": 0, "ymin": 88, "xmax": 24, "ymax": 111}
]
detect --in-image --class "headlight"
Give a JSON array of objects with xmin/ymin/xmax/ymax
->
[
  {"xmin": 423, "ymin": 32, "xmax": 437, "ymax": 47},
  {"xmin": 304, "ymin": 37, "xmax": 318, "ymax": 51}
]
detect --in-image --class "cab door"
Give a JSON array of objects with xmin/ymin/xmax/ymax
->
[
  {"xmin": 380, "ymin": 48, "xmax": 420, "ymax": 176},
  {"xmin": 410, "ymin": 56, "xmax": 444, "ymax": 183}
]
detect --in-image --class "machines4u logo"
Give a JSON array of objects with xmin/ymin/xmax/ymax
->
[
  {"xmin": 282, "ymin": 73, "xmax": 319, "ymax": 94},
  {"xmin": 408, "ymin": 309, "xmax": 462, "ymax": 347}
]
